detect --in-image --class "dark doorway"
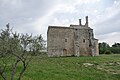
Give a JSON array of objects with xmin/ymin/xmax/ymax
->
[{"xmin": 63, "ymin": 49, "xmax": 67, "ymax": 55}]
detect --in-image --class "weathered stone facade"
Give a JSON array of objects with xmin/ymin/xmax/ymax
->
[{"xmin": 47, "ymin": 16, "xmax": 99, "ymax": 57}]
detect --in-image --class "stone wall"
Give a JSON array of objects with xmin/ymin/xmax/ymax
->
[
  {"xmin": 47, "ymin": 16, "xmax": 99, "ymax": 57},
  {"xmin": 47, "ymin": 27, "xmax": 74, "ymax": 57}
]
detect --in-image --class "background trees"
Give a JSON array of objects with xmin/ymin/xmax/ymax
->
[
  {"xmin": 99, "ymin": 42, "xmax": 120, "ymax": 54},
  {"xmin": 99, "ymin": 42, "xmax": 110, "ymax": 54},
  {"xmin": 0, "ymin": 24, "xmax": 46, "ymax": 80},
  {"xmin": 112, "ymin": 43, "xmax": 120, "ymax": 47}
]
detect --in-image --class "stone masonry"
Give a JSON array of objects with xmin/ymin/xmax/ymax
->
[{"xmin": 47, "ymin": 16, "xmax": 99, "ymax": 57}]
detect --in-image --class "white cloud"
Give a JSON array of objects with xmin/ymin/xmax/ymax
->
[
  {"xmin": 97, "ymin": 32, "xmax": 120, "ymax": 46},
  {"xmin": 0, "ymin": 0, "xmax": 119, "ymax": 45},
  {"xmin": 94, "ymin": 10, "xmax": 98, "ymax": 13},
  {"xmin": 19, "ymin": 5, "xmax": 60, "ymax": 39},
  {"xmin": 114, "ymin": 0, "xmax": 117, "ymax": 4},
  {"xmin": 0, "ymin": 0, "xmax": 23, "ymax": 8},
  {"xmin": 93, "ymin": 0, "xmax": 120, "ymax": 24},
  {"xmin": 57, "ymin": 5, "xmax": 77, "ymax": 14},
  {"xmin": 92, "ymin": 0, "xmax": 120, "ymax": 37}
]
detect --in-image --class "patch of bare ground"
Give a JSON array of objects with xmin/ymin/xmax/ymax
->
[{"xmin": 82, "ymin": 61, "xmax": 120, "ymax": 74}]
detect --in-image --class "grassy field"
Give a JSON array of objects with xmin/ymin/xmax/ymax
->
[{"xmin": 1, "ymin": 54, "xmax": 120, "ymax": 80}]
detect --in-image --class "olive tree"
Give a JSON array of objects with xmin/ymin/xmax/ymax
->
[{"xmin": 0, "ymin": 24, "xmax": 46, "ymax": 80}]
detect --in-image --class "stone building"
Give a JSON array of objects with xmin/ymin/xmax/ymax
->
[{"xmin": 47, "ymin": 16, "xmax": 99, "ymax": 57}]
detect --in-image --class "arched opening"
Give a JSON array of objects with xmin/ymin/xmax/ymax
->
[{"xmin": 63, "ymin": 49, "xmax": 67, "ymax": 55}]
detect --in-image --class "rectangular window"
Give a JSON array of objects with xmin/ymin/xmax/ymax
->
[
  {"xmin": 65, "ymin": 39, "xmax": 67, "ymax": 42},
  {"xmin": 83, "ymin": 39, "xmax": 85, "ymax": 43}
]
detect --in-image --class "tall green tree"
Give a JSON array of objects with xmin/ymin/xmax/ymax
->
[{"xmin": 99, "ymin": 42, "xmax": 110, "ymax": 54}]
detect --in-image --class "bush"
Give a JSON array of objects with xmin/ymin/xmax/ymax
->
[{"xmin": 104, "ymin": 50, "xmax": 112, "ymax": 54}]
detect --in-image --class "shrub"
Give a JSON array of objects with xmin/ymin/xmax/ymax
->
[{"xmin": 104, "ymin": 50, "xmax": 112, "ymax": 54}]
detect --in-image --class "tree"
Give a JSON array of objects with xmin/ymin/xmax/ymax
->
[
  {"xmin": 0, "ymin": 24, "xmax": 46, "ymax": 80},
  {"xmin": 99, "ymin": 42, "xmax": 110, "ymax": 54},
  {"xmin": 99, "ymin": 42, "xmax": 110, "ymax": 48},
  {"xmin": 112, "ymin": 42, "xmax": 120, "ymax": 47},
  {"xmin": 110, "ymin": 42, "xmax": 120, "ymax": 54},
  {"xmin": 32, "ymin": 35, "xmax": 46, "ymax": 55}
]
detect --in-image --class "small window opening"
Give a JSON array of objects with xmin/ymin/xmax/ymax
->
[
  {"xmin": 65, "ymin": 39, "xmax": 67, "ymax": 42},
  {"xmin": 89, "ymin": 44, "xmax": 92, "ymax": 47},
  {"xmin": 83, "ymin": 39, "xmax": 85, "ymax": 43}
]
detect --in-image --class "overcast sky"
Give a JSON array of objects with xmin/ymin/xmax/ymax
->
[{"xmin": 0, "ymin": 0, "xmax": 120, "ymax": 45}]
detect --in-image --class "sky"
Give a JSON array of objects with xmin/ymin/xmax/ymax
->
[{"xmin": 0, "ymin": 0, "xmax": 120, "ymax": 46}]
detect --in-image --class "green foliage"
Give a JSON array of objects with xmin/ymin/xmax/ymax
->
[
  {"xmin": 99, "ymin": 42, "xmax": 110, "ymax": 54},
  {"xmin": 112, "ymin": 43, "xmax": 120, "ymax": 47},
  {"xmin": 0, "ymin": 24, "xmax": 46, "ymax": 80},
  {"xmin": 104, "ymin": 50, "xmax": 112, "ymax": 54},
  {"xmin": 109, "ymin": 47, "xmax": 120, "ymax": 54},
  {"xmin": 32, "ymin": 35, "xmax": 46, "ymax": 55},
  {"xmin": 99, "ymin": 42, "xmax": 120, "ymax": 54},
  {"xmin": 1, "ymin": 54, "xmax": 120, "ymax": 80}
]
